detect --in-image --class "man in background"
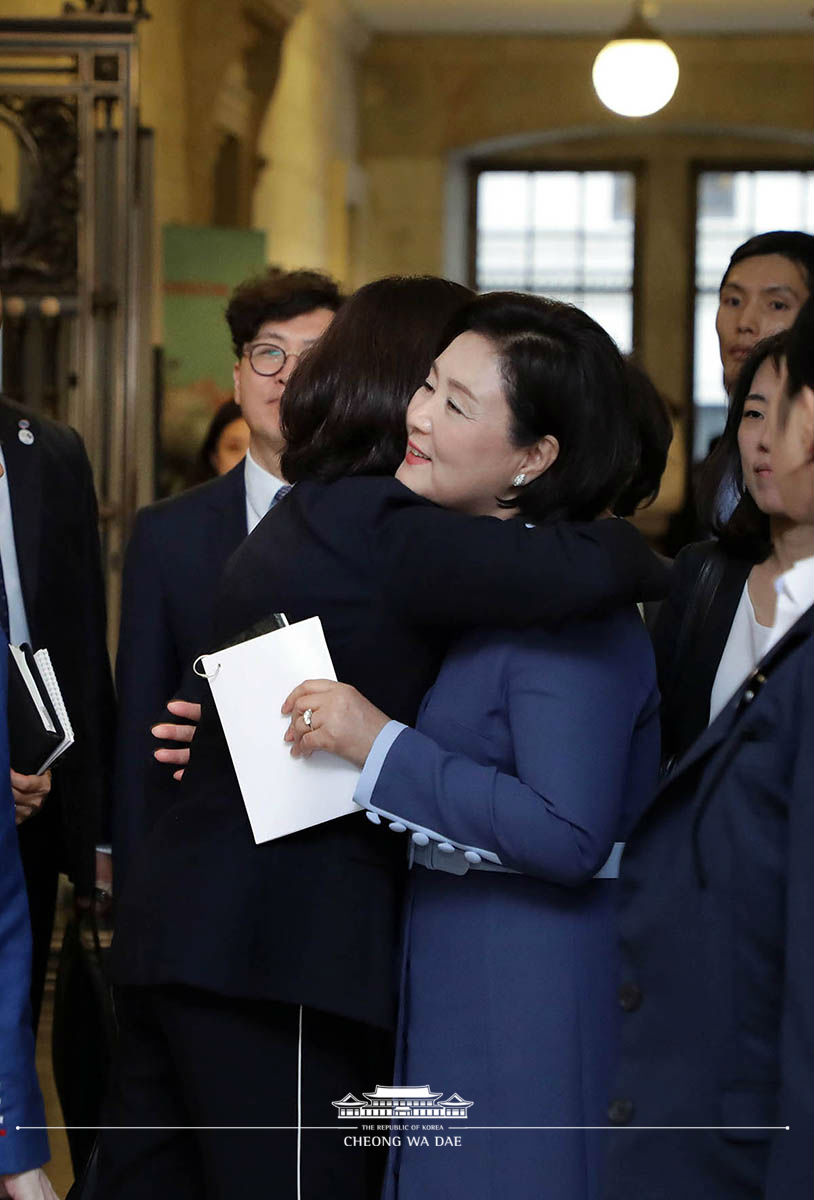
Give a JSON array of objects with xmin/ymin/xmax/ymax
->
[
  {"xmin": 716, "ymin": 230, "xmax": 813, "ymax": 395},
  {"xmin": 112, "ymin": 268, "xmax": 341, "ymax": 885},
  {"xmin": 677, "ymin": 229, "xmax": 814, "ymax": 540}
]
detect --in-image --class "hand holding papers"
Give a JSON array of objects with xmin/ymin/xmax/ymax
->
[
  {"xmin": 7, "ymin": 643, "xmax": 74, "ymax": 775},
  {"xmin": 282, "ymin": 678, "xmax": 390, "ymax": 767},
  {"xmin": 195, "ymin": 616, "xmax": 361, "ymax": 843}
]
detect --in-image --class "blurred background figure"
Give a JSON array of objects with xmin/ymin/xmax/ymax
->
[
  {"xmin": 715, "ymin": 232, "xmax": 813, "ymax": 398},
  {"xmin": 186, "ymin": 399, "xmax": 250, "ymax": 486}
]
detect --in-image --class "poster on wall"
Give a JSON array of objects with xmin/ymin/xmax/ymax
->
[{"xmin": 161, "ymin": 224, "xmax": 266, "ymax": 496}]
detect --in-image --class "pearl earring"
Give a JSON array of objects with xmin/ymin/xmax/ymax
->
[{"xmin": 512, "ymin": 473, "xmax": 526, "ymax": 488}]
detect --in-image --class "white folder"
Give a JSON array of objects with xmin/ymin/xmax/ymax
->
[{"xmin": 196, "ymin": 616, "xmax": 361, "ymax": 844}]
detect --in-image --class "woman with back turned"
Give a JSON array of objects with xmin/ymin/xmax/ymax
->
[
  {"xmin": 100, "ymin": 278, "xmax": 667, "ymax": 1200},
  {"xmin": 283, "ymin": 293, "xmax": 663, "ymax": 1200}
]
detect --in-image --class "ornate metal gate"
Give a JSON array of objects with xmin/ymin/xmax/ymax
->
[{"xmin": 0, "ymin": 7, "xmax": 153, "ymax": 639}]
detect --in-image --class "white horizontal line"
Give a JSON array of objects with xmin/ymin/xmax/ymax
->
[
  {"xmin": 16, "ymin": 1126, "xmax": 355, "ymax": 1132},
  {"xmin": 17, "ymin": 1125, "xmax": 791, "ymax": 1132},
  {"xmin": 465, "ymin": 1125, "xmax": 791, "ymax": 1131}
]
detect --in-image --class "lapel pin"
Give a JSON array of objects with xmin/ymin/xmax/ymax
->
[
  {"xmin": 18, "ymin": 428, "xmax": 35, "ymax": 445},
  {"xmin": 18, "ymin": 418, "xmax": 30, "ymax": 429}
]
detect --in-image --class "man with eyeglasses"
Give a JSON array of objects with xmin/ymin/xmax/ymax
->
[
  {"xmin": 229, "ymin": 271, "xmax": 340, "ymax": 496},
  {"xmin": 112, "ymin": 269, "xmax": 341, "ymax": 886}
]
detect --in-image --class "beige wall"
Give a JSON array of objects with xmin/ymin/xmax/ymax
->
[
  {"xmin": 253, "ymin": 0, "xmax": 366, "ymax": 282},
  {"xmin": 137, "ymin": 0, "xmax": 364, "ymax": 316}
]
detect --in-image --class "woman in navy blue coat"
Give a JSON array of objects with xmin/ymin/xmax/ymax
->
[{"xmin": 285, "ymin": 294, "xmax": 662, "ymax": 1200}]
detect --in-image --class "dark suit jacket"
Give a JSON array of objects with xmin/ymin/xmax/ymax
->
[
  {"xmin": 605, "ymin": 606, "xmax": 813, "ymax": 1200},
  {"xmin": 112, "ymin": 476, "xmax": 669, "ymax": 1032},
  {"xmin": 652, "ymin": 539, "xmax": 754, "ymax": 766},
  {"xmin": 0, "ymin": 647, "xmax": 48, "ymax": 1176},
  {"xmin": 0, "ymin": 398, "xmax": 114, "ymax": 894},
  {"xmin": 112, "ymin": 461, "xmax": 246, "ymax": 883}
]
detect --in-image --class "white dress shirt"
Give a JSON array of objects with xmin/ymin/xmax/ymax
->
[
  {"xmin": 765, "ymin": 554, "xmax": 814, "ymax": 654},
  {"xmin": 709, "ymin": 553, "xmax": 814, "ymax": 724},
  {"xmin": 0, "ymin": 444, "xmax": 32, "ymax": 645},
  {"xmin": 243, "ymin": 448, "xmax": 286, "ymax": 534}
]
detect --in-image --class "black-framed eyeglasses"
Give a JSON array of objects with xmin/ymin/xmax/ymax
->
[{"xmin": 243, "ymin": 342, "xmax": 301, "ymax": 378}]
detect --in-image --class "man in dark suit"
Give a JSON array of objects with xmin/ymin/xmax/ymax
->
[
  {"xmin": 0, "ymin": 293, "xmax": 115, "ymax": 1034},
  {"xmin": 605, "ymin": 301, "xmax": 813, "ymax": 1199},
  {"xmin": 111, "ymin": 268, "xmax": 341, "ymax": 885}
]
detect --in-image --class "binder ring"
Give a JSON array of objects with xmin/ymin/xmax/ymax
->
[{"xmin": 193, "ymin": 655, "xmax": 220, "ymax": 680}]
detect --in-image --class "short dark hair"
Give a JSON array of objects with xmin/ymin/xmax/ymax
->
[
  {"xmin": 280, "ymin": 276, "xmax": 474, "ymax": 482},
  {"xmin": 781, "ymin": 295, "xmax": 814, "ymax": 425},
  {"xmin": 187, "ymin": 398, "xmax": 244, "ymax": 486},
  {"xmin": 698, "ymin": 330, "xmax": 790, "ymax": 557},
  {"xmin": 613, "ymin": 359, "xmax": 673, "ymax": 518},
  {"xmin": 437, "ymin": 292, "xmax": 640, "ymax": 523},
  {"xmin": 225, "ymin": 268, "xmax": 343, "ymax": 356},
  {"xmin": 721, "ymin": 231, "xmax": 814, "ymax": 294}
]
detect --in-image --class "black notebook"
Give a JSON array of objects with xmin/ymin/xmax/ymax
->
[{"xmin": 7, "ymin": 643, "xmax": 74, "ymax": 775}]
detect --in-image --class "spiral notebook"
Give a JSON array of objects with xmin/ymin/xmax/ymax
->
[
  {"xmin": 8, "ymin": 644, "xmax": 75, "ymax": 775},
  {"xmin": 195, "ymin": 616, "xmax": 361, "ymax": 844}
]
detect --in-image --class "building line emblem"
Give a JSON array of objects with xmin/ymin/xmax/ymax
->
[{"xmin": 333, "ymin": 1084, "xmax": 473, "ymax": 1121}]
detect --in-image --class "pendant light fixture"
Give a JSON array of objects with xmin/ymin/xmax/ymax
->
[{"xmin": 592, "ymin": 1, "xmax": 680, "ymax": 118}]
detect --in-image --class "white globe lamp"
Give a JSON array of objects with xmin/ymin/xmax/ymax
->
[{"xmin": 592, "ymin": 2, "xmax": 679, "ymax": 118}]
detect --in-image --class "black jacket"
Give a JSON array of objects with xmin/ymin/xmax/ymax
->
[
  {"xmin": 113, "ymin": 461, "xmax": 246, "ymax": 884},
  {"xmin": 652, "ymin": 539, "xmax": 754, "ymax": 767}
]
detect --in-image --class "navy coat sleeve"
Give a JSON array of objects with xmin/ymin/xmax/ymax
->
[
  {"xmin": 0, "ymin": 650, "xmax": 49, "ymax": 1176},
  {"xmin": 366, "ymin": 623, "xmax": 658, "ymax": 885},
  {"xmin": 766, "ymin": 640, "xmax": 814, "ymax": 1198},
  {"xmin": 372, "ymin": 489, "xmax": 670, "ymax": 627}
]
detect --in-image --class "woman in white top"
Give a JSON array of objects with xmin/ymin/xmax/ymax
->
[{"xmin": 654, "ymin": 329, "xmax": 814, "ymax": 767}]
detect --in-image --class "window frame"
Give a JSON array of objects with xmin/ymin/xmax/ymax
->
[{"xmin": 467, "ymin": 158, "xmax": 646, "ymax": 355}]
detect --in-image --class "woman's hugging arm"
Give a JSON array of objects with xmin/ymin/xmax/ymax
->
[{"xmin": 372, "ymin": 482, "xmax": 669, "ymax": 631}]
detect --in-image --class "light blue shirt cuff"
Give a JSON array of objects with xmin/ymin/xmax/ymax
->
[
  {"xmin": 353, "ymin": 721, "xmax": 504, "ymax": 868},
  {"xmin": 355, "ymin": 720, "xmax": 407, "ymax": 808}
]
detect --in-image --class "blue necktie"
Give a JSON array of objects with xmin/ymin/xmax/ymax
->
[{"xmin": 270, "ymin": 484, "xmax": 292, "ymax": 509}]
